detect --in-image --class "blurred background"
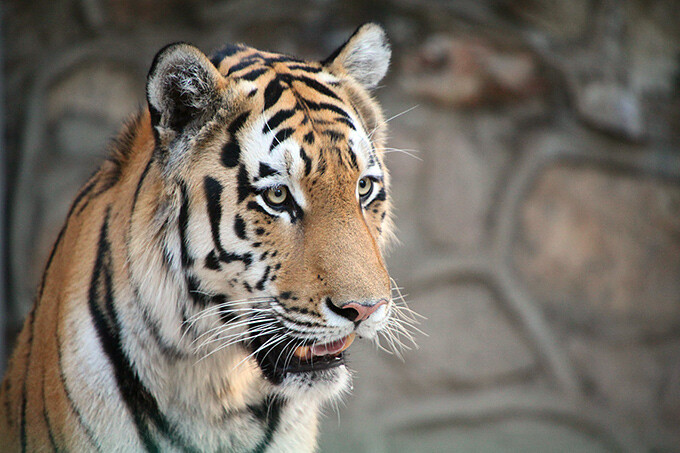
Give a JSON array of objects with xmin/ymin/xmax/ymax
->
[{"xmin": 2, "ymin": 0, "xmax": 680, "ymax": 451}]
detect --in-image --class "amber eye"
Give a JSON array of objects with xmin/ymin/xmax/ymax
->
[
  {"xmin": 263, "ymin": 186, "xmax": 289, "ymax": 207},
  {"xmin": 358, "ymin": 177, "xmax": 373, "ymax": 199}
]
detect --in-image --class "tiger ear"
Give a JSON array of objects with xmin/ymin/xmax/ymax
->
[
  {"xmin": 322, "ymin": 23, "xmax": 391, "ymax": 90},
  {"xmin": 146, "ymin": 43, "xmax": 224, "ymax": 135}
]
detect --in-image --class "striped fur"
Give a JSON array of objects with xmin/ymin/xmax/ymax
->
[{"xmin": 1, "ymin": 23, "xmax": 394, "ymax": 452}]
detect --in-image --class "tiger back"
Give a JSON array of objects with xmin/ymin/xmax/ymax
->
[{"xmin": 1, "ymin": 23, "xmax": 398, "ymax": 452}]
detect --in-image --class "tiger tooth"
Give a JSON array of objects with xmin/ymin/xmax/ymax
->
[
  {"xmin": 339, "ymin": 333, "xmax": 356, "ymax": 353},
  {"xmin": 294, "ymin": 345, "xmax": 310, "ymax": 358}
]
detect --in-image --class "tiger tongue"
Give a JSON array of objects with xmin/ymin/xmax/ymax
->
[{"xmin": 294, "ymin": 333, "xmax": 356, "ymax": 360}]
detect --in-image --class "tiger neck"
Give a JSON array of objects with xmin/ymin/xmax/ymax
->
[{"xmin": 112, "ymin": 112, "xmax": 323, "ymax": 447}]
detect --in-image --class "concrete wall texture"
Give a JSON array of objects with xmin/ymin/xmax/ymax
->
[{"xmin": 3, "ymin": 0, "xmax": 680, "ymax": 451}]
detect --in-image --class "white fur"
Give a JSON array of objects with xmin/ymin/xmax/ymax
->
[
  {"xmin": 241, "ymin": 115, "xmax": 308, "ymax": 211},
  {"xmin": 333, "ymin": 24, "xmax": 391, "ymax": 90}
]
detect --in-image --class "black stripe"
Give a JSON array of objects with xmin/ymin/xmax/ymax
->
[
  {"xmin": 262, "ymin": 55, "xmax": 305, "ymax": 65},
  {"xmin": 204, "ymin": 176, "xmax": 225, "ymax": 252},
  {"xmin": 299, "ymin": 148, "xmax": 312, "ymax": 179},
  {"xmin": 220, "ymin": 250, "xmax": 253, "ymax": 267},
  {"xmin": 290, "ymin": 75, "xmax": 341, "ymax": 101},
  {"xmin": 258, "ymin": 162, "xmax": 279, "ymax": 179},
  {"xmin": 263, "ymin": 79, "xmax": 285, "ymax": 111},
  {"xmin": 88, "ymin": 209, "xmax": 158, "ymax": 452},
  {"xmin": 255, "ymin": 266, "xmax": 271, "ymax": 291},
  {"xmin": 42, "ymin": 368, "xmax": 61, "ymax": 452},
  {"xmin": 286, "ymin": 64, "xmax": 322, "ymax": 73},
  {"xmin": 177, "ymin": 181, "xmax": 194, "ymax": 267},
  {"xmin": 131, "ymin": 155, "xmax": 154, "ymax": 213},
  {"xmin": 204, "ymin": 176, "xmax": 253, "ymax": 268},
  {"xmin": 187, "ymin": 276, "xmax": 239, "ymax": 310},
  {"xmin": 210, "ymin": 44, "xmax": 246, "ymax": 67},
  {"xmin": 237, "ymin": 164, "xmax": 253, "ymax": 203},
  {"xmin": 186, "ymin": 275, "xmax": 209, "ymax": 307},
  {"xmin": 247, "ymin": 201, "xmax": 269, "ymax": 216},
  {"xmin": 303, "ymin": 100, "xmax": 351, "ymax": 119},
  {"xmin": 221, "ymin": 141, "xmax": 241, "ymax": 168},
  {"xmin": 334, "ymin": 116, "xmax": 356, "ymax": 130},
  {"xmin": 234, "ymin": 214, "xmax": 247, "ymax": 240},
  {"xmin": 229, "ymin": 111, "xmax": 250, "ymax": 135},
  {"xmin": 322, "ymin": 130, "xmax": 344, "ymax": 143},
  {"xmin": 222, "ymin": 112, "xmax": 248, "ymax": 168},
  {"xmin": 250, "ymin": 396, "xmax": 285, "ymax": 453},
  {"xmin": 347, "ymin": 149, "xmax": 358, "ymax": 170},
  {"xmin": 373, "ymin": 188, "xmax": 387, "ymax": 202},
  {"xmin": 367, "ymin": 152, "xmax": 376, "ymax": 167},
  {"xmin": 37, "ymin": 224, "xmax": 66, "ymax": 300},
  {"xmin": 227, "ymin": 57, "xmax": 260, "ymax": 76},
  {"xmin": 205, "ymin": 250, "xmax": 221, "ymax": 270},
  {"xmin": 238, "ymin": 68, "xmax": 268, "ymax": 81},
  {"xmin": 72, "ymin": 174, "xmax": 100, "ymax": 216},
  {"xmin": 287, "ymin": 306, "xmax": 311, "ymax": 315},
  {"xmin": 270, "ymin": 128, "xmax": 294, "ymax": 152},
  {"xmin": 264, "ymin": 109, "xmax": 296, "ymax": 132},
  {"xmin": 302, "ymin": 131, "xmax": 314, "ymax": 145},
  {"xmin": 89, "ymin": 209, "xmax": 197, "ymax": 452}
]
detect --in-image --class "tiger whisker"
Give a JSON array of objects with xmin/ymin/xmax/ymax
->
[
  {"xmin": 197, "ymin": 325, "xmax": 284, "ymax": 353},
  {"xmin": 183, "ymin": 296, "xmax": 274, "ymax": 323},
  {"xmin": 376, "ymin": 147, "xmax": 423, "ymax": 161},
  {"xmin": 367, "ymin": 104, "xmax": 419, "ymax": 139},
  {"xmin": 379, "ymin": 326, "xmax": 406, "ymax": 359},
  {"xmin": 181, "ymin": 298, "xmax": 275, "ymax": 334},
  {"xmin": 197, "ymin": 325, "xmax": 287, "ymax": 364},
  {"xmin": 227, "ymin": 333, "xmax": 289, "ymax": 372},
  {"xmin": 192, "ymin": 318, "xmax": 278, "ymax": 350},
  {"xmin": 188, "ymin": 312, "xmax": 274, "ymax": 347},
  {"xmin": 382, "ymin": 322, "xmax": 414, "ymax": 352}
]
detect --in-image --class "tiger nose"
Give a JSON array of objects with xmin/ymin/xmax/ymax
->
[{"xmin": 331, "ymin": 299, "xmax": 389, "ymax": 323}]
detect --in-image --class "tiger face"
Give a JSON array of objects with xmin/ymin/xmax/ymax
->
[{"xmin": 140, "ymin": 24, "xmax": 394, "ymax": 400}]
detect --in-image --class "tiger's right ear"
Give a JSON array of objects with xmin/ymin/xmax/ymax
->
[{"xmin": 146, "ymin": 43, "xmax": 224, "ymax": 137}]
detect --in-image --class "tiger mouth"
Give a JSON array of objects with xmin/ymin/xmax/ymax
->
[{"xmin": 251, "ymin": 332, "xmax": 356, "ymax": 384}]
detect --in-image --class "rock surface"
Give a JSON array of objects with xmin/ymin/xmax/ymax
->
[{"xmin": 514, "ymin": 165, "xmax": 680, "ymax": 339}]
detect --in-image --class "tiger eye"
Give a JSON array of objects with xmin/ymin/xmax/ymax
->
[
  {"xmin": 264, "ymin": 186, "xmax": 289, "ymax": 206},
  {"xmin": 357, "ymin": 177, "xmax": 373, "ymax": 198}
]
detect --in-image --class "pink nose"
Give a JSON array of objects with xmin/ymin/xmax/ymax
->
[{"xmin": 341, "ymin": 299, "xmax": 389, "ymax": 322}]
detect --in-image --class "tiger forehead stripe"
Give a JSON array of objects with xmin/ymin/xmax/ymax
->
[{"xmin": 221, "ymin": 112, "xmax": 249, "ymax": 168}]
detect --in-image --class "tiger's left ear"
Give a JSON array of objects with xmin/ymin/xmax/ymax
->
[
  {"xmin": 322, "ymin": 23, "xmax": 391, "ymax": 90},
  {"xmin": 146, "ymin": 43, "xmax": 224, "ymax": 135}
]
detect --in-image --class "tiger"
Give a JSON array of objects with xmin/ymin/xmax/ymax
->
[{"xmin": 0, "ymin": 23, "xmax": 398, "ymax": 452}]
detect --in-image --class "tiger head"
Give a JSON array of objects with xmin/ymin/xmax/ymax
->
[{"xmin": 135, "ymin": 24, "xmax": 395, "ymax": 401}]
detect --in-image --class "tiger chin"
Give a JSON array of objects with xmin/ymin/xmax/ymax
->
[{"xmin": 1, "ymin": 23, "xmax": 397, "ymax": 452}]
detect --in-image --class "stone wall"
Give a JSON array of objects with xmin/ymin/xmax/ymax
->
[{"xmin": 3, "ymin": 0, "xmax": 679, "ymax": 451}]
